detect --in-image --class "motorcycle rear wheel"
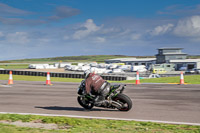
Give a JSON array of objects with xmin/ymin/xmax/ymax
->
[
  {"xmin": 112, "ymin": 93, "xmax": 132, "ymax": 111},
  {"xmin": 77, "ymin": 96, "xmax": 94, "ymax": 110}
]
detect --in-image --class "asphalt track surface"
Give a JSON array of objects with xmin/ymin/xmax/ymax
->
[{"xmin": 0, "ymin": 80, "xmax": 200, "ymax": 125}]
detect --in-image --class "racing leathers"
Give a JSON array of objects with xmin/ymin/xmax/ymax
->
[{"xmin": 85, "ymin": 73, "xmax": 110, "ymax": 106}]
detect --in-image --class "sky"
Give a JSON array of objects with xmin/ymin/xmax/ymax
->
[{"xmin": 0, "ymin": 0, "xmax": 200, "ymax": 60}]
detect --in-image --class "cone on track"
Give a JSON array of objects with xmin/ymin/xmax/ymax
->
[
  {"xmin": 46, "ymin": 72, "xmax": 52, "ymax": 85},
  {"xmin": 135, "ymin": 71, "xmax": 140, "ymax": 85},
  {"xmin": 179, "ymin": 72, "xmax": 184, "ymax": 85},
  {"xmin": 8, "ymin": 71, "xmax": 13, "ymax": 85}
]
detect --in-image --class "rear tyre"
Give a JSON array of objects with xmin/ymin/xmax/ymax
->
[
  {"xmin": 112, "ymin": 93, "xmax": 132, "ymax": 111},
  {"xmin": 77, "ymin": 96, "xmax": 94, "ymax": 110}
]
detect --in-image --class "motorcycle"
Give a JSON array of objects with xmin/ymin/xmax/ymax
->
[{"xmin": 77, "ymin": 80, "xmax": 132, "ymax": 111}]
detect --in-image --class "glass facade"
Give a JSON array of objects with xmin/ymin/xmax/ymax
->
[{"xmin": 156, "ymin": 48, "xmax": 187, "ymax": 64}]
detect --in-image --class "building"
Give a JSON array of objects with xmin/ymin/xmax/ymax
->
[
  {"xmin": 169, "ymin": 59, "xmax": 200, "ymax": 70},
  {"xmin": 105, "ymin": 47, "xmax": 200, "ymax": 71},
  {"xmin": 105, "ymin": 58, "xmax": 156, "ymax": 68},
  {"xmin": 156, "ymin": 48, "xmax": 187, "ymax": 64},
  {"xmin": 105, "ymin": 58, "xmax": 132, "ymax": 64},
  {"xmin": 150, "ymin": 63, "xmax": 175, "ymax": 73}
]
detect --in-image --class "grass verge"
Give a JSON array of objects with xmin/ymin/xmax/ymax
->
[
  {"xmin": 0, "ymin": 114, "xmax": 200, "ymax": 133},
  {"xmin": 0, "ymin": 74, "xmax": 83, "ymax": 83},
  {"xmin": 0, "ymin": 74, "xmax": 200, "ymax": 84},
  {"xmin": 112, "ymin": 75, "xmax": 200, "ymax": 84},
  {"xmin": 0, "ymin": 123, "xmax": 62, "ymax": 133}
]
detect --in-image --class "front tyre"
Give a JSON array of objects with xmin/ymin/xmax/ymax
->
[
  {"xmin": 77, "ymin": 96, "xmax": 94, "ymax": 110},
  {"xmin": 112, "ymin": 93, "xmax": 132, "ymax": 111}
]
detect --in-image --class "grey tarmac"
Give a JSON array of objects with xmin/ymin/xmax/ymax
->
[{"xmin": 0, "ymin": 80, "xmax": 200, "ymax": 125}]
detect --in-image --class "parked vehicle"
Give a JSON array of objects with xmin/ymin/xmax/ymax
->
[
  {"xmin": 104, "ymin": 70, "xmax": 112, "ymax": 73},
  {"xmin": 118, "ymin": 65, "xmax": 131, "ymax": 71},
  {"xmin": 131, "ymin": 65, "xmax": 147, "ymax": 72},
  {"xmin": 152, "ymin": 68, "xmax": 166, "ymax": 74},
  {"xmin": 90, "ymin": 67, "xmax": 107, "ymax": 74},
  {"xmin": 80, "ymin": 65, "xmax": 91, "ymax": 71},
  {"xmin": 185, "ymin": 69, "xmax": 196, "ymax": 74},
  {"xmin": 149, "ymin": 74, "xmax": 160, "ymax": 78},
  {"xmin": 77, "ymin": 80, "xmax": 132, "ymax": 111},
  {"xmin": 194, "ymin": 68, "xmax": 200, "ymax": 74},
  {"xmin": 112, "ymin": 69, "xmax": 125, "ymax": 73},
  {"xmin": 179, "ymin": 67, "xmax": 187, "ymax": 71},
  {"xmin": 29, "ymin": 64, "xmax": 50, "ymax": 69},
  {"xmin": 109, "ymin": 64, "xmax": 118, "ymax": 69},
  {"xmin": 65, "ymin": 65, "xmax": 73, "ymax": 70}
]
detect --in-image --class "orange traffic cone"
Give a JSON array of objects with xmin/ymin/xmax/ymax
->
[
  {"xmin": 179, "ymin": 72, "xmax": 184, "ymax": 85},
  {"xmin": 46, "ymin": 72, "xmax": 52, "ymax": 85},
  {"xmin": 135, "ymin": 71, "xmax": 140, "ymax": 85},
  {"xmin": 8, "ymin": 71, "xmax": 13, "ymax": 85}
]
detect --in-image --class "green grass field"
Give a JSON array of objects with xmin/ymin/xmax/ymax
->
[
  {"xmin": 0, "ymin": 64, "xmax": 29, "ymax": 69},
  {"xmin": 0, "ymin": 114, "xmax": 199, "ymax": 133},
  {"xmin": 0, "ymin": 55, "xmax": 199, "ymax": 64},
  {"xmin": 0, "ymin": 74, "xmax": 200, "ymax": 84},
  {"xmin": 0, "ymin": 55, "xmax": 155, "ymax": 63},
  {"xmin": 0, "ymin": 74, "xmax": 83, "ymax": 82}
]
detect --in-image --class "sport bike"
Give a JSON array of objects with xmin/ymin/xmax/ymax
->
[{"xmin": 77, "ymin": 80, "xmax": 132, "ymax": 111}]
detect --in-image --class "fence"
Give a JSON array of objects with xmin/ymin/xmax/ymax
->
[{"xmin": 0, "ymin": 70, "xmax": 127, "ymax": 81}]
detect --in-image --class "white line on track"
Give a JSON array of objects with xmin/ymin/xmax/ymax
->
[
  {"xmin": 0, "ymin": 112, "xmax": 200, "ymax": 126},
  {"xmin": 0, "ymin": 85, "xmax": 11, "ymax": 87}
]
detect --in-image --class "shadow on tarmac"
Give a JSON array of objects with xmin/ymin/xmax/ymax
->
[{"xmin": 35, "ymin": 106, "xmax": 118, "ymax": 112}]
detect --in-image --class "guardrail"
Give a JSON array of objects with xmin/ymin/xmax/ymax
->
[{"xmin": 0, "ymin": 70, "xmax": 127, "ymax": 81}]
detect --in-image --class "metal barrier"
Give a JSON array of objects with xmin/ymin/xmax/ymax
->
[{"xmin": 0, "ymin": 70, "xmax": 127, "ymax": 81}]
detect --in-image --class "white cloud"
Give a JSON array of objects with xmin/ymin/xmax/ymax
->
[
  {"xmin": 38, "ymin": 38, "xmax": 50, "ymax": 43},
  {"xmin": 173, "ymin": 15, "xmax": 200, "ymax": 37},
  {"xmin": 73, "ymin": 19, "xmax": 102, "ymax": 39},
  {"xmin": 101, "ymin": 27, "xmax": 120, "ymax": 34},
  {"xmin": 63, "ymin": 35, "xmax": 69, "ymax": 40},
  {"xmin": 150, "ymin": 23, "xmax": 174, "ymax": 36},
  {"xmin": 93, "ymin": 37, "xmax": 106, "ymax": 43},
  {"xmin": 130, "ymin": 33, "xmax": 141, "ymax": 40},
  {"xmin": 118, "ymin": 29, "xmax": 131, "ymax": 36},
  {"xmin": 6, "ymin": 32, "xmax": 29, "ymax": 44},
  {"xmin": 0, "ymin": 31, "xmax": 4, "ymax": 37}
]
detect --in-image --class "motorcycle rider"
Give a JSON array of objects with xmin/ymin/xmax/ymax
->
[{"xmin": 83, "ymin": 70, "xmax": 110, "ymax": 106}]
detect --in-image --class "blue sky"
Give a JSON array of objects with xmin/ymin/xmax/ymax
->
[{"xmin": 0, "ymin": 0, "xmax": 200, "ymax": 60}]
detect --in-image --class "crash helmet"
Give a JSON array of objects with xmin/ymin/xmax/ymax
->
[{"xmin": 84, "ymin": 70, "xmax": 91, "ymax": 78}]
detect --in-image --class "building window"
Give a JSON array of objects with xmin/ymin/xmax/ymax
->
[
  {"xmin": 142, "ymin": 63, "xmax": 146, "ymax": 65},
  {"xmin": 135, "ymin": 63, "xmax": 138, "ymax": 66}
]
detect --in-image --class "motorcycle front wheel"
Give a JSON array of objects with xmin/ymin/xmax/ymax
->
[
  {"xmin": 112, "ymin": 93, "xmax": 132, "ymax": 111},
  {"xmin": 77, "ymin": 96, "xmax": 94, "ymax": 110}
]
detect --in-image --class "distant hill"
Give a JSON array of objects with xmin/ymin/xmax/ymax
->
[
  {"xmin": 1, "ymin": 55, "xmax": 199, "ymax": 63},
  {"xmin": 0, "ymin": 55, "xmax": 155, "ymax": 63},
  {"xmin": 187, "ymin": 55, "xmax": 200, "ymax": 59}
]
